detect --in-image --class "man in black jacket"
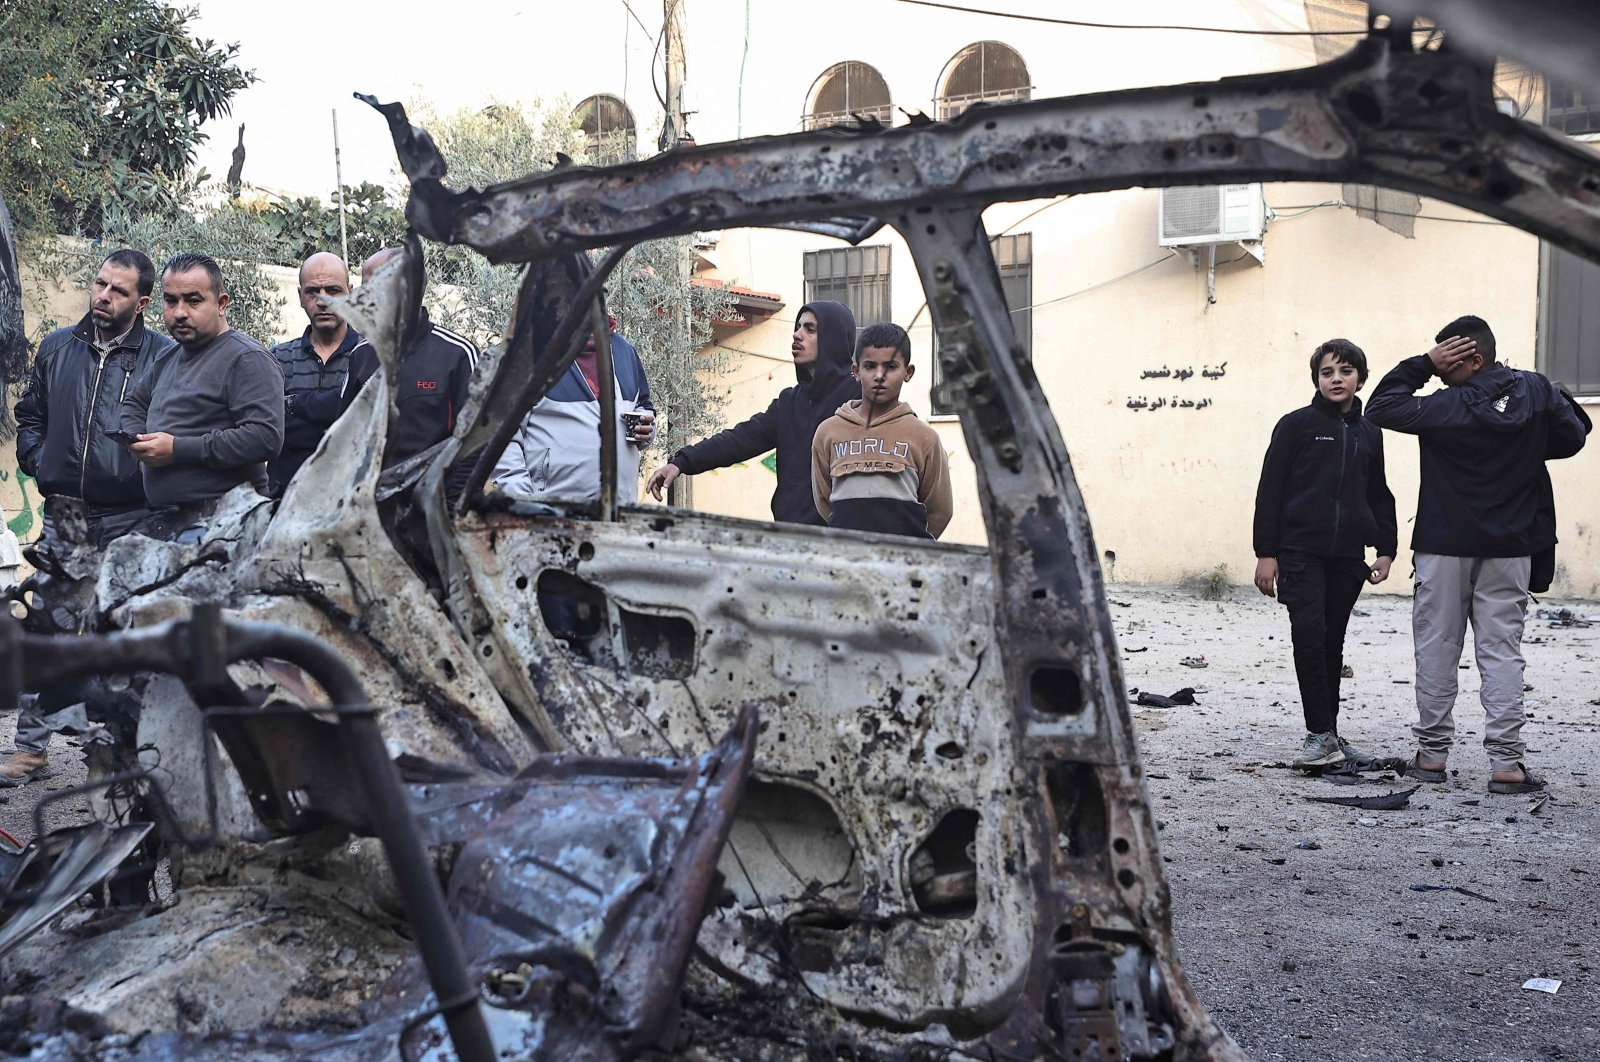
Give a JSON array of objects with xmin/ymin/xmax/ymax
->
[
  {"xmin": 5, "ymin": 248, "xmax": 174, "ymax": 784},
  {"xmin": 268, "ymin": 252, "xmax": 362, "ymax": 495},
  {"xmin": 1253, "ymin": 339, "xmax": 1397, "ymax": 768},
  {"xmin": 646, "ymin": 301, "xmax": 857, "ymax": 524},
  {"xmin": 1366, "ymin": 316, "xmax": 1589, "ymax": 794}
]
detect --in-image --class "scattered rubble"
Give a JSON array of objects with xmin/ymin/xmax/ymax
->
[{"xmin": 4, "ymin": 5, "xmax": 1600, "ymax": 1058}]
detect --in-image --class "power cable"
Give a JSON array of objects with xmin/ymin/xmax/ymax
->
[
  {"xmin": 649, "ymin": 9, "xmax": 668, "ymax": 111},
  {"xmin": 1274, "ymin": 202, "xmax": 1509, "ymax": 225},
  {"xmin": 738, "ymin": 0, "xmax": 751, "ymax": 138},
  {"xmin": 1028, "ymin": 251, "xmax": 1183, "ymax": 310},
  {"xmin": 616, "ymin": 0, "xmax": 652, "ymax": 35},
  {"xmin": 889, "ymin": 0, "xmax": 1371, "ymax": 36}
]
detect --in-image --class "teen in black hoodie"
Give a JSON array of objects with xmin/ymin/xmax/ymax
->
[
  {"xmin": 647, "ymin": 301, "xmax": 857, "ymax": 525},
  {"xmin": 1253, "ymin": 339, "xmax": 1398, "ymax": 769}
]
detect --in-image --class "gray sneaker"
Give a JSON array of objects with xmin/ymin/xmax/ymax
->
[
  {"xmin": 1293, "ymin": 731, "xmax": 1347, "ymax": 768},
  {"xmin": 1337, "ymin": 736, "xmax": 1376, "ymax": 767}
]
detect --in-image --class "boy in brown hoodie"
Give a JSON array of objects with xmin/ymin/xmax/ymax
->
[{"xmin": 811, "ymin": 323, "xmax": 952, "ymax": 538}]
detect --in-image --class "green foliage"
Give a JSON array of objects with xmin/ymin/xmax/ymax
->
[
  {"xmin": 256, "ymin": 183, "xmax": 408, "ymax": 270},
  {"xmin": 36, "ymin": 197, "xmax": 288, "ymax": 347},
  {"xmin": 1199, "ymin": 563, "xmax": 1230, "ymax": 601},
  {"xmin": 405, "ymin": 96, "xmax": 587, "ymax": 345},
  {"xmin": 114, "ymin": 207, "xmax": 287, "ymax": 345},
  {"xmin": 0, "ymin": 0, "xmax": 254, "ymax": 237},
  {"xmin": 606, "ymin": 239, "xmax": 734, "ymax": 458},
  {"xmin": 405, "ymin": 95, "xmax": 734, "ymax": 457}
]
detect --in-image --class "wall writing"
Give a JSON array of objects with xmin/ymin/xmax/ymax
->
[{"xmin": 1125, "ymin": 362, "xmax": 1228, "ymax": 413}]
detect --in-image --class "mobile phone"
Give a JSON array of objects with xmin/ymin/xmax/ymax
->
[{"xmin": 103, "ymin": 428, "xmax": 140, "ymax": 447}]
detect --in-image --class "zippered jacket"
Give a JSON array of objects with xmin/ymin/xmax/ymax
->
[
  {"xmin": 268, "ymin": 324, "xmax": 363, "ymax": 493},
  {"xmin": 492, "ymin": 331, "xmax": 653, "ymax": 504},
  {"xmin": 14, "ymin": 313, "xmax": 175, "ymax": 511},
  {"xmin": 1253, "ymin": 393, "xmax": 1397, "ymax": 560},
  {"xmin": 338, "ymin": 310, "xmax": 478, "ymax": 464},
  {"xmin": 1365, "ymin": 356, "xmax": 1589, "ymax": 557},
  {"xmin": 669, "ymin": 300, "xmax": 857, "ymax": 525}
]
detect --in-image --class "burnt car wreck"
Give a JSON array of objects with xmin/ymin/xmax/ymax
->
[{"xmin": 3, "ymin": 12, "xmax": 1599, "ymax": 1060}]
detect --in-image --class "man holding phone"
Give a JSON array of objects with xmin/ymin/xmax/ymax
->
[
  {"xmin": 119, "ymin": 252, "xmax": 284, "ymax": 532},
  {"xmin": 6, "ymin": 249, "xmax": 175, "ymax": 785},
  {"xmin": 491, "ymin": 318, "xmax": 655, "ymax": 506}
]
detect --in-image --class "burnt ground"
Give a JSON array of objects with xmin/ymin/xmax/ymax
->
[
  {"xmin": 3, "ymin": 584, "xmax": 1597, "ymax": 1060},
  {"xmin": 1124, "ymin": 584, "xmax": 1600, "ymax": 1062}
]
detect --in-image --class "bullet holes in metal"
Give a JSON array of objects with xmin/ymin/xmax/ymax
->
[
  {"xmin": 1030, "ymin": 665, "xmax": 1084, "ymax": 716},
  {"xmin": 910, "ymin": 808, "xmax": 979, "ymax": 918}
]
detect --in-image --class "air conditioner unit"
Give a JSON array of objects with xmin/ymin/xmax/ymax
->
[{"xmin": 1158, "ymin": 184, "xmax": 1266, "ymax": 247}]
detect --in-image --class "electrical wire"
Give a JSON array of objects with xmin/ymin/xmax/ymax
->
[
  {"xmin": 889, "ymin": 0, "xmax": 1371, "ymax": 36},
  {"xmin": 1029, "ymin": 251, "xmax": 1183, "ymax": 310},
  {"xmin": 1274, "ymin": 202, "xmax": 1510, "ymax": 225},
  {"xmin": 616, "ymin": 0, "xmax": 651, "ymax": 35},
  {"xmin": 1267, "ymin": 199, "xmax": 1342, "ymax": 218},
  {"xmin": 738, "ymin": 0, "xmax": 751, "ymax": 139},
  {"xmin": 649, "ymin": 8, "xmax": 669, "ymax": 112}
]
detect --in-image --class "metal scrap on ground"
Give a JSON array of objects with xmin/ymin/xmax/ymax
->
[{"xmin": 2, "ymin": 5, "xmax": 1600, "ymax": 1059}]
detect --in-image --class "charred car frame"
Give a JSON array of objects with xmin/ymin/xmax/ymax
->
[{"xmin": 2, "ymin": 10, "xmax": 1598, "ymax": 1061}]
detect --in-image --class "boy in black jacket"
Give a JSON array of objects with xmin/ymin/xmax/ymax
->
[{"xmin": 1253, "ymin": 339, "xmax": 1398, "ymax": 768}]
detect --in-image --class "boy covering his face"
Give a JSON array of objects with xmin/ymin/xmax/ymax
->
[{"xmin": 811, "ymin": 323, "xmax": 951, "ymax": 539}]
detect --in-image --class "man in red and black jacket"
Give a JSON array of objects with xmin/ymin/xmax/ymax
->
[{"xmin": 335, "ymin": 247, "xmax": 478, "ymax": 465}]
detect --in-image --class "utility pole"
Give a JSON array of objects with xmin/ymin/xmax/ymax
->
[
  {"xmin": 332, "ymin": 110, "xmax": 349, "ymax": 269},
  {"xmin": 661, "ymin": 0, "xmax": 694, "ymax": 508},
  {"xmin": 660, "ymin": 0, "xmax": 690, "ymax": 151}
]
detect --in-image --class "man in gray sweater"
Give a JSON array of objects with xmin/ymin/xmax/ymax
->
[{"xmin": 121, "ymin": 253, "xmax": 284, "ymax": 536}]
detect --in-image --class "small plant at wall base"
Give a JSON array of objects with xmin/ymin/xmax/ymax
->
[{"xmin": 1190, "ymin": 563, "xmax": 1230, "ymax": 601}]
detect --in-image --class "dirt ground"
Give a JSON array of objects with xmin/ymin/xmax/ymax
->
[
  {"xmin": 1121, "ymin": 583, "xmax": 1599, "ymax": 1062},
  {"xmin": 2, "ymin": 582, "xmax": 1596, "ymax": 1060}
]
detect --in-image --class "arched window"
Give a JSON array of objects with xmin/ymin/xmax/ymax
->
[
  {"xmin": 936, "ymin": 41, "xmax": 1031, "ymax": 119},
  {"xmin": 805, "ymin": 61, "xmax": 893, "ymax": 130},
  {"xmin": 574, "ymin": 94, "xmax": 636, "ymax": 164}
]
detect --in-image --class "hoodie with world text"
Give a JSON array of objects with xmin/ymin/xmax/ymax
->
[{"xmin": 812, "ymin": 398, "xmax": 951, "ymax": 539}]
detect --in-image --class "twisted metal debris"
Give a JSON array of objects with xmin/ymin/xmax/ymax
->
[{"xmin": 3, "ymin": 10, "xmax": 1599, "ymax": 1060}]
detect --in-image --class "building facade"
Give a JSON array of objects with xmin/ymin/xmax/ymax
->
[{"xmin": 595, "ymin": 0, "xmax": 1597, "ymax": 597}]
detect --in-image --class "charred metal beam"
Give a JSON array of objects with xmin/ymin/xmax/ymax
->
[
  {"xmin": 0, "ymin": 607, "xmax": 496, "ymax": 1062},
  {"xmin": 899, "ymin": 209, "xmax": 1239, "ymax": 1059},
  {"xmin": 457, "ymin": 247, "xmax": 631, "ymax": 512},
  {"xmin": 381, "ymin": 34, "xmax": 1600, "ymax": 268},
  {"xmin": 593, "ymin": 302, "xmax": 618, "ymax": 522},
  {"xmin": 1375, "ymin": 0, "xmax": 1600, "ymax": 101}
]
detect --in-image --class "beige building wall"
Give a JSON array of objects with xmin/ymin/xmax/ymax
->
[
  {"xmin": 689, "ymin": 189, "xmax": 1600, "ymax": 598},
  {"xmin": 656, "ymin": 2, "xmax": 1596, "ymax": 599}
]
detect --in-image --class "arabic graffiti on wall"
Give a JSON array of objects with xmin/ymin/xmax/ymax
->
[{"xmin": 1125, "ymin": 362, "xmax": 1227, "ymax": 412}]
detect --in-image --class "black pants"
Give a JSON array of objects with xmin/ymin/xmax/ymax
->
[{"xmin": 1277, "ymin": 551, "xmax": 1370, "ymax": 734}]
